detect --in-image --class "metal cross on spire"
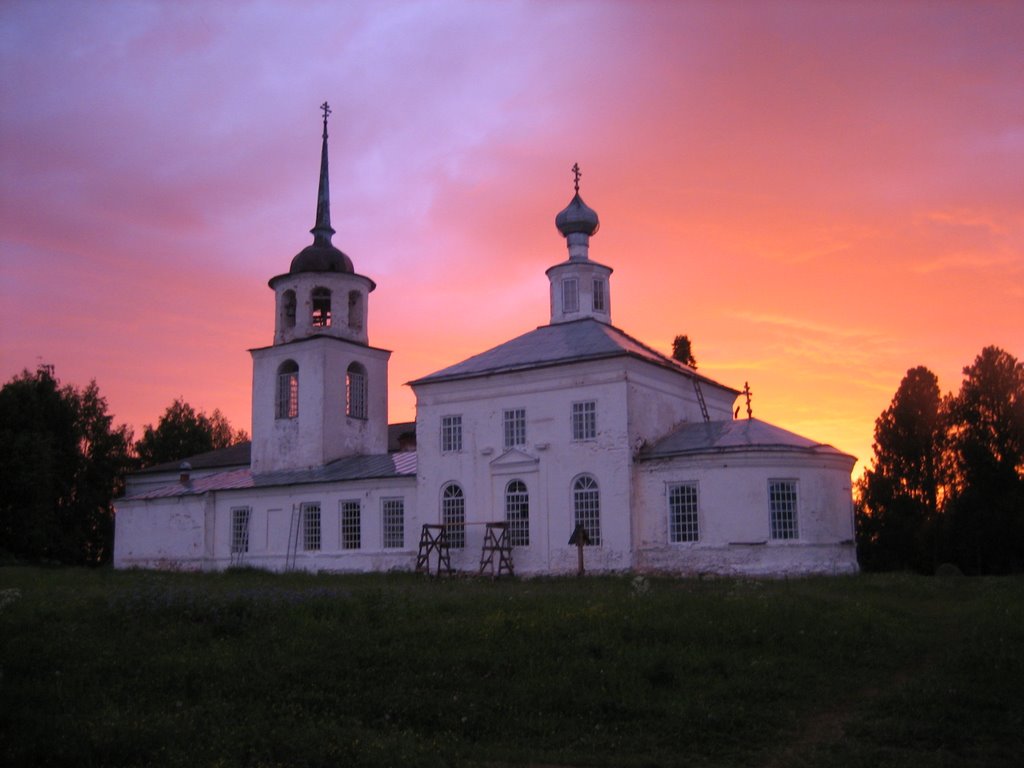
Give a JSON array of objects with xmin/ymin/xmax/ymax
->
[
  {"xmin": 320, "ymin": 101, "xmax": 331, "ymax": 137},
  {"xmin": 742, "ymin": 381, "xmax": 754, "ymax": 419},
  {"xmin": 572, "ymin": 162, "xmax": 582, "ymax": 193}
]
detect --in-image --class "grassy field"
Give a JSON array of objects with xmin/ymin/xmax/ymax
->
[{"xmin": 1, "ymin": 568, "xmax": 1022, "ymax": 768}]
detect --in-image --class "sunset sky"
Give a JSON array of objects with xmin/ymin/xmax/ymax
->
[{"xmin": 2, "ymin": 1, "xmax": 1022, "ymax": 475}]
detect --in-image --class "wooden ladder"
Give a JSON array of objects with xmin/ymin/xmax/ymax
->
[
  {"xmin": 415, "ymin": 524, "xmax": 453, "ymax": 576},
  {"xmin": 478, "ymin": 522, "xmax": 514, "ymax": 577}
]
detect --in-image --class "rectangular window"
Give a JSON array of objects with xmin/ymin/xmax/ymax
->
[
  {"xmin": 593, "ymin": 279, "xmax": 606, "ymax": 312},
  {"xmin": 668, "ymin": 483, "xmax": 699, "ymax": 543},
  {"xmin": 382, "ymin": 498, "xmax": 404, "ymax": 549},
  {"xmin": 340, "ymin": 500, "xmax": 361, "ymax": 550},
  {"xmin": 302, "ymin": 502, "xmax": 321, "ymax": 551},
  {"xmin": 230, "ymin": 506, "xmax": 251, "ymax": 554},
  {"xmin": 562, "ymin": 278, "xmax": 579, "ymax": 313},
  {"xmin": 769, "ymin": 480, "xmax": 799, "ymax": 540},
  {"xmin": 441, "ymin": 415, "xmax": 463, "ymax": 453},
  {"xmin": 503, "ymin": 408, "xmax": 526, "ymax": 449},
  {"xmin": 572, "ymin": 400, "xmax": 597, "ymax": 441}
]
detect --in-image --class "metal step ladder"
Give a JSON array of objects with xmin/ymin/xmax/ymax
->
[
  {"xmin": 692, "ymin": 378, "xmax": 710, "ymax": 422},
  {"xmin": 285, "ymin": 504, "xmax": 302, "ymax": 571}
]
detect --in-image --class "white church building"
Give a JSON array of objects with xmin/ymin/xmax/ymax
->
[{"xmin": 113, "ymin": 108, "xmax": 857, "ymax": 577}]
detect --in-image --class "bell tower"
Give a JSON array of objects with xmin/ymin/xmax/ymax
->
[
  {"xmin": 250, "ymin": 103, "xmax": 390, "ymax": 474},
  {"xmin": 546, "ymin": 163, "xmax": 613, "ymax": 325}
]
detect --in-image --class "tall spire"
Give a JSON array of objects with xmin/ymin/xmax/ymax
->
[{"xmin": 311, "ymin": 101, "xmax": 335, "ymax": 246}]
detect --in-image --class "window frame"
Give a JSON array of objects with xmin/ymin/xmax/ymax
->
[
  {"xmin": 668, "ymin": 482, "xmax": 700, "ymax": 543},
  {"xmin": 382, "ymin": 497, "xmax": 405, "ymax": 549},
  {"xmin": 340, "ymin": 499, "xmax": 361, "ymax": 550},
  {"xmin": 301, "ymin": 501, "xmax": 321, "ymax": 552},
  {"xmin": 572, "ymin": 474, "xmax": 601, "ymax": 546},
  {"xmin": 503, "ymin": 408, "xmax": 526, "ymax": 449},
  {"xmin": 441, "ymin": 483, "xmax": 466, "ymax": 549},
  {"xmin": 346, "ymin": 362, "xmax": 368, "ymax": 420},
  {"xmin": 592, "ymin": 278, "xmax": 606, "ymax": 312},
  {"xmin": 562, "ymin": 277, "xmax": 579, "ymax": 314},
  {"xmin": 505, "ymin": 479, "xmax": 530, "ymax": 547},
  {"xmin": 230, "ymin": 506, "xmax": 251, "ymax": 554},
  {"xmin": 276, "ymin": 361, "xmax": 299, "ymax": 420},
  {"xmin": 441, "ymin": 415, "xmax": 463, "ymax": 453},
  {"xmin": 768, "ymin": 479, "xmax": 799, "ymax": 540},
  {"xmin": 571, "ymin": 400, "xmax": 597, "ymax": 441}
]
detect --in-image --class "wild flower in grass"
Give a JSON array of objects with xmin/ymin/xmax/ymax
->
[
  {"xmin": 0, "ymin": 587, "xmax": 22, "ymax": 612},
  {"xmin": 631, "ymin": 575, "xmax": 650, "ymax": 598}
]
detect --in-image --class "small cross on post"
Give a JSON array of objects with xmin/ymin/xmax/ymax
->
[
  {"xmin": 742, "ymin": 381, "xmax": 753, "ymax": 419},
  {"xmin": 572, "ymin": 162, "xmax": 581, "ymax": 193},
  {"xmin": 320, "ymin": 101, "xmax": 331, "ymax": 136}
]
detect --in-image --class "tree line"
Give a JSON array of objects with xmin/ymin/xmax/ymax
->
[
  {"xmin": 0, "ymin": 366, "xmax": 247, "ymax": 566},
  {"xmin": 856, "ymin": 346, "xmax": 1024, "ymax": 574}
]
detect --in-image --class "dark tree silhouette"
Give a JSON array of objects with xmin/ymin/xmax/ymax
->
[
  {"xmin": 135, "ymin": 398, "xmax": 248, "ymax": 467},
  {"xmin": 0, "ymin": 366, "xmax": 133, "ymax": 564},
  {"xmin": 943, "ymin": 346, "xmax": 1024, "ymax": 573},
  {"xmin": 671, "ymin": 335, "xmax": 697, "ymax": 368},
  {"xmin": 856, "ymin": 366, "xmax": 944, "ymax": 572}
]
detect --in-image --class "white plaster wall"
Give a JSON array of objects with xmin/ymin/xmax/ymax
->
[
  {"xmin": 251, "ymin": 336, "xmax": 389, "ymax": 473},
  {"xmin": 114, "ymin": 476, "xmax": 418, "ymax": 572},
  {"xmin": 632, "ymin": 450, "xmax": 858, "ymax": 576},
  {"xmin": 270, "ymin": 271, "xmax": 374, "ymax": 345},
  {"xmin": 624, "ymin": 359, "xmax": 737, "ymax": 448},
  {"xmin": 545, "ymin": 260, "xmax": 613, "ymax": 324},
  {"xmin": 413, "ymin": 359, "xmax": 635, "ymax": 574},
  {"xmin": 207, "ymin": 476, "xmax": 418, "ymax": 572},
  {"xmin": 114, "ymin": 496, "xmax": 209, "ymax": 570}
]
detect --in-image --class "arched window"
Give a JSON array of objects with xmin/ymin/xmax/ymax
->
[
  {"xmin": 505, "ymin": 479, "xmax": 529, "ymax": 547},
  {"xmin": 348, "ymin": 290, "xmax": 363, "ymax": 331},
  {"xmin": 311, "ymin": 287, "xmax": 331, "ymax": 328},
  {"xmin": 442, "ymin": 483, "xmax": 465, "ymax": 549},
  {"xmin": 276, "ymin": 360, "xmax": 298, "ymax": 419},
  {"xmin": 282, "ymin": 289, "xmax": 296, "ymax": 328},
  {"xmin": 573, "ymin": 475, "xmax": 601, "ymax": 546},
  {"xmin": 346, "ymin": 362, "xmax": 367, "ymax": 419}
]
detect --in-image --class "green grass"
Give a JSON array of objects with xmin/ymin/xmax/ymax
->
[{"xmin": 1, "ymin": 569, "xmax": 1022, "ymax": 767}]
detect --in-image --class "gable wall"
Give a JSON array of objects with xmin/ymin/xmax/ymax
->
[{"xmin": 413, "ymin": 359, "xmax": 636, "ymax": 573}]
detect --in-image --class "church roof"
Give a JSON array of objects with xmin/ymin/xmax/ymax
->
[
  {"xmin": 122, "ymin": 451, "xmax": 417, "ymax": 501},
  {"xmin": 639, "ymin": 418, "xmax": 853, "ymax": 460},
  {"xmin": 409, "ymin": 318, "xmax": 735, "ymax": 392}
]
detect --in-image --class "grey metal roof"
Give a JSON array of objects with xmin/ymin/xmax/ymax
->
[
  {"xmin": 639, "ymin": 418, "xmax": 852, "ymax": 460},
  {"xmin": 135, "ymin": 441, "xmax": 252, "ymax": 475},
  {"xmin": 123, "ymin": 452, "xmax": 417, "ymax": 501},
  {"xmin": 410, "ymin": 318, "xmax": 736, "ymax": 392}
]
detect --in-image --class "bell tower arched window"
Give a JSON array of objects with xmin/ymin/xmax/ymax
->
[
  {"xmin": 346, "ymin": 362, "xmax": 367, "ymax": 419},
  {"xmin": 311, "ymin": 287, "xmax": 332, "ymax": 328},
  {"xmin": 276, "ymin": 360, "xmax": 299, "ymax": 419},
  {"xmin": 348, "ymin": 290, "xmax": 363, "ymax": 331},
  {"xmin": 282, "ymin": 289, "xmax": 296, "ymax": 329}
]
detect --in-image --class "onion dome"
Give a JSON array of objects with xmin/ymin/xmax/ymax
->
[
  {"xmin": 289, "ymin": 101, "xmax": 354, "ymax": 274},
  {"xmin": 555, "ymin": 192, "xmax": 600, "ymax": 237}
]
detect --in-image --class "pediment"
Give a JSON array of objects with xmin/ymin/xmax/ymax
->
[{"xmin": 489, "ymin": 448, "xmax": 539, "ymax": 473}]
